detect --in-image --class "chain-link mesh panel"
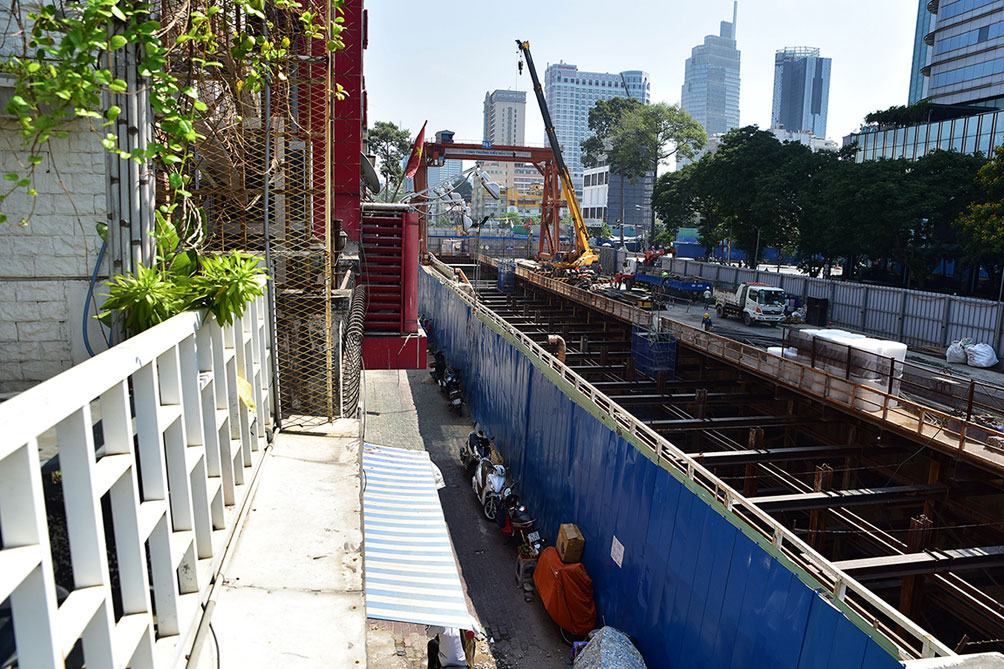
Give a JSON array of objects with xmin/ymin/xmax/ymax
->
[{"xmin": 183, "ymin": 4, "xmax": 339, "ymax": 425}]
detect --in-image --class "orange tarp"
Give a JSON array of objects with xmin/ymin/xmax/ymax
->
[{"xmin": 533, "ymin": 546, "xmax": 597, "ymax": 635}]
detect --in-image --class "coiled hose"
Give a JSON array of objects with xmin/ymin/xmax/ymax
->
[{"xmin": 340, "ymin": 285, "xmax": 366, "ymax": 416}]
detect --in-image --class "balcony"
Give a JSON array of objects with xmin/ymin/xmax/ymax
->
[{"xmin": 0, "ymin": 285, "xmax": 368, "ymax": 667}]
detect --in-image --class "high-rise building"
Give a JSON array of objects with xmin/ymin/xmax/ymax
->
[
  {"xmin": 483, "ymin": 90, "xmax": 526, "ymax": 145},
  {"xmin": 921, "ymin": 0, "xmax": 1004, "ymax": 107},
  {"xmin": 908, "ymin": 0, "xmax": 934, "ymax": 104},
  {"xmin": 481, "ymin": 90, "xmax": 528, "ymax": 200},
  {"xmin": 543, "ymin": 63, "xmax": 650, "ymax": 193},
  {"xmin": 771, "ymin": 47, "xmax": 831, "ymax": 138},
  {"xmin": 848, "ymin": 0, "xmax": 1004, "ymax": 164},
  {"xmin": 680, "ymin": 1, "xmax": 741, "ymax": 166}
]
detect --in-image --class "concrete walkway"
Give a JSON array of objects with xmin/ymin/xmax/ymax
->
[{"xmin": 191, "ymin": 419, "xmax": 366, "ymax": 668}]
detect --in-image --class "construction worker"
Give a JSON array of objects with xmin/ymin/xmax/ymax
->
[
  {"xmin": 702, "ymin": 312, "xmax": 713, "ymax": 331},
  {"xmin": 703, "ymin": 287, "xmax": 713, "ymax": 309}
]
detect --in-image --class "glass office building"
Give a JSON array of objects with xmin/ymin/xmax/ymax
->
[
  {"xmin": 847, "ymin": 107, "xmax": 1004, "ymax": 162},
  {"xmin": 921, "ymin": 0, "xmax": 1004, "ymax": 106},
  {"xmin": 771, "ymin": 47, "xmax": 831, "ymax": 138},
  {"xmin": 679, "ymin": 2, "xmax": 741, "ymax": 166},
  {"xmin": 909, "ymin": 0, "xmax": 934, "ymax": 104}
]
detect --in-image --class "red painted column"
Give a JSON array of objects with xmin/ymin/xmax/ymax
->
[
  {"xmin": 331, "ymin": 1, "xmax": 366, "ymax": 241},
  {"xmin": 402, "ymin": 210, "xmax": 419, "ymax": 333}
]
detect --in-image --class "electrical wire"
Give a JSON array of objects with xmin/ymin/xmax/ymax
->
[{"xmin": 83, "ymin": 239, "xmax": 108, "ymax": 356}]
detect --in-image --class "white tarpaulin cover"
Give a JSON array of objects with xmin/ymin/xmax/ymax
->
[{"xmin": 362, "ymin": 444, "xmax": 478, "ymax": 630}]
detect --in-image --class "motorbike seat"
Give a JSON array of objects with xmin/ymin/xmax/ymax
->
[{"xmin": 511, "ymin": 508, "xmax": 533, "ymax": 524}]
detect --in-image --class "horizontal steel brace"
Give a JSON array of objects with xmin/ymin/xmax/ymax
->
[
  {"xmin": 750, "ymin": 484, "xmax": 947, "ymax": 512},
  {"xmin": 833, "ymin": 545, "xmax": 1004, "ymax": 580}
]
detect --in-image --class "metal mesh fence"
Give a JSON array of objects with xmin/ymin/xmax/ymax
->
[{"xmin": 183, "ymin": 3, "xmax": 339, "ymax": 425}]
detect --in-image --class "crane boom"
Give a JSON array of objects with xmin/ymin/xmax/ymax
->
[{"xmin": 516, "ymin": 39, "xmax": 597, "ymax": 269}]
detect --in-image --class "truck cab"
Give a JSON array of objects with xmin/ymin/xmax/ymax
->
[{"xmin": 714, "ymin": 283, "xmax": 787, "ymax": 326}]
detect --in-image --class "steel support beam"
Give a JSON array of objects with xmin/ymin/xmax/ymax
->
[
  {"xmin": 651, "ymin": 415, "xmax": 805, "ymax": 432},
  {"xmin": 834, "ymin": 545, "xmax": 1004, "ymax": 581},
  {"xmin": 695, "ymin": 444, "xmax": 863, "ymax": 465},
  {"xmin": 750, "ymin": 484, "xmax": 947, "ymax": 512}
]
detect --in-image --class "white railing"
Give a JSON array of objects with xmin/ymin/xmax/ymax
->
[
  {"xmin": 430, "ymin": 258, "xmax": 952, "ymax": 660},
  {"xmin": 0, "ymin": 284, "xmax": 273, "ymax": 669}
]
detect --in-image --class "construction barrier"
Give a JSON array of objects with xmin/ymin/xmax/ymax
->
[{"xmin": 419, "ymin": 266, "xmax": 903, "ymax": 669}]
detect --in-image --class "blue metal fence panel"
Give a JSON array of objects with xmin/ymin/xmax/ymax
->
[{"xmin": 419, "ymin": 268, "xmax": 903, "ymax": 669}]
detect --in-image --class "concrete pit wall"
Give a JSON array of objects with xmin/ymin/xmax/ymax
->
[{"xmin": 419, "ymin": 266, "xmax": 905, "ymax": 669}]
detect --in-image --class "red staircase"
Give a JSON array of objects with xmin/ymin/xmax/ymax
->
[
  {"xmin": 361, "ymin": 213, "xmax": 404, "ymax": 331},
  {"xmin": 358, "ymin": 204, "xmax": 426, "ymax": 369}
]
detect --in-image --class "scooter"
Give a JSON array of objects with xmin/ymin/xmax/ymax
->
[
  {"xmin": 430, "ymin": 350, "xmax": 446, "ymax": 385},
  {"xmin": 500, "ymin": 486, "xmax": 545, "ymax": 555},
  {"xmin": 460, "ymin": 430, "xmax": 491, "ymax": 472},
  {"xmin": 472, "ymin": 458, "xmax": 507, "ymax": 521},
  {"xmin": 444, "ymin": 368, "xmax": 463, "ymax": 414}
]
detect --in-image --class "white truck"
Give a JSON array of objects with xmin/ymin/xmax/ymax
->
[{"xmin": 714, "ymin": 283, "xmax": 787, "ymax": 326}]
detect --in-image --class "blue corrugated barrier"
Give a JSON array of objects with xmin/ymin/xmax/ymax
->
[{"xmin": 419, "ymin": 267, "xmax": 903, "ymax": 669}]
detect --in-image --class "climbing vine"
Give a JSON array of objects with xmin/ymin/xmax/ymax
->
[
  {"xmin": 0, "ymin": 0, "xmax": 345, "ymax": 225},
  {"xmin": 0, "ymin": 0, "xmax": 346, "ymax": 331}
]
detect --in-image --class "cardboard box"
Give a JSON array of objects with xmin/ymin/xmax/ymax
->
[{"xmin": 557, "ymin": 523, "xmax": 584, "ymax": 563}]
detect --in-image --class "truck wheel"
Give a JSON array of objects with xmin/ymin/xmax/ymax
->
[
  {"xmin": 743, "ymin": 312, "xmax": 752, "ymax": 326},
  {"xmin": 716, "ymin": 305, "xmax": 724, "ymax": 319}
]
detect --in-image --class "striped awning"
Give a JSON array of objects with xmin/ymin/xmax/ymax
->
[{"xmin": 362, "ymin": 444, "xmax": 478, "ymax": 630}]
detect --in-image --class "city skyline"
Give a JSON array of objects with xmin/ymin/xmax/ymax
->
[{"xmin": 367, "ymin": 0, "xmax": 917, "ymax": 166}]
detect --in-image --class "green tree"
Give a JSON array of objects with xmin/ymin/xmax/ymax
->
[
  {"xmin": 954, "ymin": 146, "xmax": 1004, "ymax": 292},
  {"xmin": 369, "ymin": 121, "xmax": 411, "ymax": 199},
  {"xmin": 583, "ymin": 98, "xmax": 705, "ymax": 244},
  {"xmin": 653, "ymin": 165, "xmax": 698, "ymax": 236},
  {"xmin": 697, "ymin": 127, "xmax": 797, "ymax": 265},
  {"xmin": 454, "ymin": 178, "xmax": 473, "ymax": 203}
]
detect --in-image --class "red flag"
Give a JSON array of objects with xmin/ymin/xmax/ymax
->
[{"xmin": 404, "ymin": 121, "xmax": 427, "ymax": 179}]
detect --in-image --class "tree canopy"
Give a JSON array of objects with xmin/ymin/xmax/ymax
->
[
  {"xmin": 652, "ymin": 124, "xmax": 988, "ymax": 283},
  {"xmin": 369, "ymin": 121, "xmax": 411, "ymax": 195}
]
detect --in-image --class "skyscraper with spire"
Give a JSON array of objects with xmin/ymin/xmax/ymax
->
[{"xmin": 679, "ymin": 1, "xmax": 741, "ymax": 166}]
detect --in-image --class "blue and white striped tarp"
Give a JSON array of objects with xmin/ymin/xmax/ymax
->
[{"xmin": 362, "ymin": 444, "xmax": 478, "ymax": 630}]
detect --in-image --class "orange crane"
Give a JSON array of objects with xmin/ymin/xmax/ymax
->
[{"xmin": 516, "ymin": 39, "xmax": 598, "ymax": 272}]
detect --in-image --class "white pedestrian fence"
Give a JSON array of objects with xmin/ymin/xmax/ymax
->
[
  {"xmin": 664, "ymin": 258, "xmax": 1004, "ymax": 357},
  {"xmin": 0, "ymin": 284, "xmax": 273, "ymax": 668}
]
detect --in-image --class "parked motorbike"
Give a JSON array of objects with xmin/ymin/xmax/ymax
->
[
  {"xmin": 500, "ymin": 486, "xmax": 545, "ymax": 555},
  {"xmin": 460, "ymin": 430, "xmax": 491, "ymax": 472},
  {"xmin": 443, "ymin": 367, "xmax": 463, "ymax": 414},
  {"xmin": 472, "ymin": 458, "xmax": 508, "ymax": 521},
  {"xmin": 430, "ymin": 350, "xmax": 446, "ymax": 385}
]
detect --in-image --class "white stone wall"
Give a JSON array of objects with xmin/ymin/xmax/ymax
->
[{"xmin": 0, "ymin": 118, "xmax": 110, "ymax": 393}]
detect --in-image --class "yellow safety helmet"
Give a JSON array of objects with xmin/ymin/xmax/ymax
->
[{"xmin": 704, "ymin": 313, "xmax": 710, "ymax": 319}]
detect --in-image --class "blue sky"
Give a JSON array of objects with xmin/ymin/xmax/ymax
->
[{"xmin": 365, "ymin": 0, "xmax": 917, "ymax": 152}]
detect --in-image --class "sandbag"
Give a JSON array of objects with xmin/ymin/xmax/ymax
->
[
  {"xmin": 966, "ymin": 343, "xmax": 999, "ymax": 368},
  {"xmin": 533, "ymin": 546, "xmax": 597, "ymax": 636},
  {"xmin": 946, "ymin": 340, "xmax": 969, "ymax": 364},
  {"xmin": 574, "ymin": 626, "xmax": 647, "ymax": 668}
]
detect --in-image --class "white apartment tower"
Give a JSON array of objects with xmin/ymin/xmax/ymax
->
[{"xmin": 544, "ymin": 63, "xmax": 650, "ymax": 193}]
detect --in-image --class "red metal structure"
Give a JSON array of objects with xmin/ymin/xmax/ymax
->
[
  {"xmin": 331, "ymin": 1, "xmax": 366, "ymax": 241},
  {"xmin": 417, "ymin": 142, "xmax": 567, "ymax": 259}
]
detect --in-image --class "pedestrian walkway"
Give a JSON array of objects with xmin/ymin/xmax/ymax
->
[
  {"xmin": 190, "ymin": 420, "xmax": 367, "ymax": 668},
  {"xmin": 363, "ymin": 369, "xmax": 568, "ymax": 669}
]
